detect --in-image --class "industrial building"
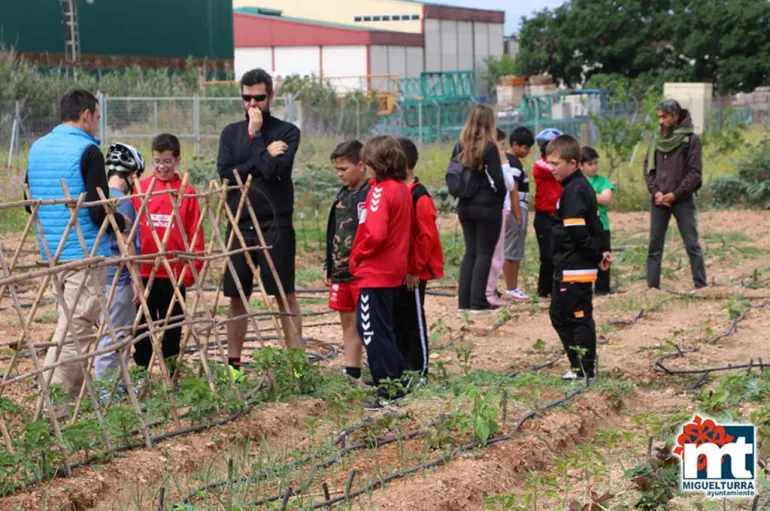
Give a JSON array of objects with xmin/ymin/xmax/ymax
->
[
  {"xmin": 0, "ymin": 0, "xmax": 233, "ymax": 71},
  {"xmin": 234, "ymin": 7, "xmax": 423, "ymax": 92},
  {"xmin": 233, "ymin": 0, "xmax": 505, "ymax": 93}
]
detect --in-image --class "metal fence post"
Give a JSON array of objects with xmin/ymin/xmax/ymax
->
[
  {"xmin": 193, "ymin": 95, "xmax": 201, "ymax": 154},
  {"xmin": 418, "ymin": 102, "xmax": 423, "ymax": 148},
  {"xmin": 153, "ymin": 101, "xmax": 159, "ymax": 137},
  {"xmin": 8, "ymin": 101, "xmax": 20, "ymax": 169},
  {"xmin": 97, "ymin": 92, "xmax": 105, "ymax": 143},
  {"xmin": 13, "ymin": 101, "xmax": 21, "ymax": 171},
  {"xmin": 355, "ymin": 96, "xmax": 360, "ymax": 140}
]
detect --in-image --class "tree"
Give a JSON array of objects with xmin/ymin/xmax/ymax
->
[
  {"xmin": 666, "ymin": 0, "xmax": 770, "ymax": 94},
  {"xmin": 516, "ymin": 0, "xmax": 770, "ymax": 94},
  {"xmin": 587, "ymin": 88, "xmax": 658, "ymax": 178},
  {"xmin": 484, "ymin": 54, "xmax": 520, "ymax": 95}
]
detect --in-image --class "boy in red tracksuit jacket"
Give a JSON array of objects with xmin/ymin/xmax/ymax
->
[
  {"xmin": 533, "ymin": 129, "xmax": 564, "ymax": 299},
  {"xmin": 132, "ymin": 134, "xmax": 205, "ymax": 371},
  {"xmin": 350, "ymin": 135, "xmax": 413, "ymax": 410},
  {"xmin": 395, "ymin": 138, "xmax": 443, "ymax": 379}
]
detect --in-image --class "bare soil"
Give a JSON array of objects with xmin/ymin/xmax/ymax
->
[{"xmin": 2, "ymin": 210, "xmax": 770, "ymax": 510}]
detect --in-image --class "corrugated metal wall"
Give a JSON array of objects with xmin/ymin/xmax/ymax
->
[{"xmin": 0, "ymin": 0, "xmax": 233, "ymax": 60}]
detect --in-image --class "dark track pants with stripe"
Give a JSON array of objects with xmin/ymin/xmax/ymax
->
[
  {"xmin": 357, "ymin": 287, "xmax": 406, "ymax": 394},
  {"xmin": 394, "ymin": 281, "xmax": 429, "ymax": 377},
  {"xmin": 549, "ymin": 280, "xmax": 596, "ymax": 377}
]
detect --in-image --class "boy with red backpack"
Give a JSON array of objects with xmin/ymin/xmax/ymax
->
[{"xmin": 395, "ymin": 138, "xmax": 444, "ymax": 380}]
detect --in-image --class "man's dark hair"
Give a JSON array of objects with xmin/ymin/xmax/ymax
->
[
  {"xmin": 510, "ymin": 127, "xmax": 535, "ymax": 148},
  {"xmin": 330, "ymin": 140, "xmax": 363, "ymax": 164},
  {"xmin": 397, "ymin": 137, "xmax": 419, "ymax": 170},
  {"xmin": 496, "ymin": 128, "xmax": 506, "ymax": 142},
  {"xmin": 545, "ymin": 135, "xmax": 581, "ymax": 164},
  {"xmin": 241, "ymin": 68, "xmax": 273, "ymax": 95},
  {"xmin": 361, "ymin": 136, "xmax": 407, "ymax": 182},
  {"xmin": 60, "ymin": 89, "xmax": 98, "ymax": 123},
  {"xmin": 581, "ymin": 146, "xmax": 600, "ymax": 163},
  {"xmin": 152, "ymin": 133, "xmax": 181, "ymax": 157}
]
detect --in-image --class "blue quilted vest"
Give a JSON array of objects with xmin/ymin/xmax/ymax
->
[{"xmin": 27, "ymin": 124, "xmax": 110, "ymax": 261}]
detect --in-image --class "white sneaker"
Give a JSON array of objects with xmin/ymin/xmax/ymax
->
[
  {"xmin": 506, "ymin": 288, "xmax": 529, "ymax": 301},
  {"xmin": 562, "ymin": 370, "xmax": 579, "ymax": 380}
]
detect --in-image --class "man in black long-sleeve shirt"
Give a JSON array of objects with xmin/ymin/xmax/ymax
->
[
  {"xmin": 26, "ymin": 89, "xmax": 128, "ymax": 417},
  {"xmin": 217, "ymin": 69, "xmax": 304, "ymax": 366}
]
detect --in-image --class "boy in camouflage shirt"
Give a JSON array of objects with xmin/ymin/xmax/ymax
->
[{"xmin": 324, "ymin": 140, "xmax": 370, "ymax": 380}]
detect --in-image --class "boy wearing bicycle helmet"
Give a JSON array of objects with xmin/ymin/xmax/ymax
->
[
  {"xmin": 533, "ymin": 128, "xmax": 563, "ymax": 299},
  {"xmin": 94, "ymin": 142, "xmax": 144, "ymax": 402}
]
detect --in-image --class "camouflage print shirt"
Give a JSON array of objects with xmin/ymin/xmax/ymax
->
[{"xmin": 325, "ymin": 180, "xmax": 371, "ymax": 282}]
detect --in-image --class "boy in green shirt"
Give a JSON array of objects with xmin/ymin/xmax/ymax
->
[{"xmin": 581, "ymin": 146, "xmax": 614, "ymax": 295}]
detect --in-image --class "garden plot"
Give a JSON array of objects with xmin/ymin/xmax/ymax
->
[{"xmin": 1, "ymin": 210, "xmax": 770, "ymax": 510}]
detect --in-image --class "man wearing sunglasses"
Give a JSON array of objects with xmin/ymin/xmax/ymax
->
[{"xmin": 217, "ymin": 68, "xmax": 304, "ymax": 370}]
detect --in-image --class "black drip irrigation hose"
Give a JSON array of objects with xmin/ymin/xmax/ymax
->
[
  {"xmin": 295, "ymin": 390, "xmax": 583, "ymax": 510},
  {"xmin": 15, "ymin": 404, "xmax": 251, "ymax": 495},
  {"xmin": 8, "ymin": 333, "xmax": 341, "ymax": 495},
  {"xmin": 163, "ymin": 344, "xmax": 589, "ymax": 511},
  {"xmin": 651, "ymin": 302, "xmax": 768, "ymax": 390}
]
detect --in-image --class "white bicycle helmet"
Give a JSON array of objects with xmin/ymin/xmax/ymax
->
[
  {"xmin": 535, "ymin": 128, "xmax": 563, "ymax": 148},
  {"xmin": 106, "ymin": 142, "xmax": 145, "ymax": 178}
]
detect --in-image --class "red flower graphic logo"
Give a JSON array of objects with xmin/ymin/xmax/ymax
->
[{"xmin": 674, "ymin": 415, "xmax": 734, "ymax": 471}]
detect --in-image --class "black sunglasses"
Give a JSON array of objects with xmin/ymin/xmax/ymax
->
[{"xmin": 242, "ymin": 94, "xmax": 268, "ymax": 102}]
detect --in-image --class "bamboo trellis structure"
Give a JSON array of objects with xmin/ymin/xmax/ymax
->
[{"xmin": 0, "ymin": 173, "xmax": 297, "ymax": 482}]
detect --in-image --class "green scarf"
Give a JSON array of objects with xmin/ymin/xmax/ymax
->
[{"xmin": 644, "ymin": 123, "xmax": 694, "ymax": 174}]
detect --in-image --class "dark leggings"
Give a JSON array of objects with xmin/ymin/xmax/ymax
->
[
  {"xmin": 458, "ymin": 205, "xmax": 503, "ymax": 310},
  {"xmin": 534, "ymin": 211, "xmax": 556, "ymax": 298},
  {"xmin": 133, "ymin": 278, "xmax": 185, "ymax": 369}
]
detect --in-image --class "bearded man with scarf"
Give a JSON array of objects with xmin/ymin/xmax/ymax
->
[
  {"xmin": 217, "ymin": 68, "xmax": 304, "ymax": 369},
  {"xmin": 644, "ymin": 99, "xmax": 707, "ymax": 290}
]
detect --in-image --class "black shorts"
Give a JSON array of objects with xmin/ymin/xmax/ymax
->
[{"xmin": 222, "ymin": 224, "xmax": 296, "ymax": 298}]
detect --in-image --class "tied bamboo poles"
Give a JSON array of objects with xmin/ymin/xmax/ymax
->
[{"xmin": 0, "ymin": 175, "xmax": 294, "ymax": 482}]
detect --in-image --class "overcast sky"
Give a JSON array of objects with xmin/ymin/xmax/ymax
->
[{"xmin": 435, "ymin": 0, "xmax": 567, "ymax": 35}]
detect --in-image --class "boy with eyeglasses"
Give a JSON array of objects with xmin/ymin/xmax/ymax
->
[{"xmin": 132, "ymin": 133, "xmax": 205, "ymax": 375}]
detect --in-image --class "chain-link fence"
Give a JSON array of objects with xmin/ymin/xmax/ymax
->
[
  {"xmin": 3, "ymin": 91, "xmax": 768, "ymax": 163},
  {"xmin": 2, "ymin": 90, "xmax": 768, "ymax": 242}
]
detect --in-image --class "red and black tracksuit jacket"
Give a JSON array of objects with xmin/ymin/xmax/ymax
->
[
  {"xmin": 549, "ymin": 169, "xmax": 608, "ymax": 378},
  {"xmin": 551, "ymin": 169, "xmax": 607, "ymax": 283},
  {"xmin": 350, "ymin": 177, "xmax": 413, "ymax": 390}
]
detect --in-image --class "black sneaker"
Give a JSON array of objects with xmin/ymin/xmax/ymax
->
[{"xmin": 363, "ymin": 397, "xmax": 390, "ymax": 411}]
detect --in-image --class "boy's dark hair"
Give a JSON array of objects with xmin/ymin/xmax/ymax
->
[
  {"xmin": 581, "ymin": 146, "xmax": 600, "ymax": 163},
  {"xmin": 240, "ymin": 68, "xmax": 273, "ymax": 95},
  {"xmin": 330, "ymin": 140, "xmax": 363, "ymax": 164},
  {"xmin": 361, "ymin": 136, "xmax": 407, "ymax": 182},
  {"xmin": 545, "ymin": 135, "xmax": 581, "ymax": 164},
  {"xmin": 60, "ymin": 89, "xmax": 98, "ymax": 123},
  {"xmin": 496, "ymin": 128, "xmax": 506, "ymax": 142},
  {"xmin": 152, "ymin": 133, "xmax": 181, "ymax": 157},
  {"xmin": 397, "ymin": 137, "xmax": 419, "ymax": 170},
  {"xmin": 510, "ymin": 127, "xmax": 535, "ymax": 148}
]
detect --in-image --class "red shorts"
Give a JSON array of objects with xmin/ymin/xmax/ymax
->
[{"xmin": 328, "ymin": 281, "xmax": 359, "ymax": 312}]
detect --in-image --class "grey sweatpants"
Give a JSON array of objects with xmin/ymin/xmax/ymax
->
[
  {"xmin": 94, "ymin": 280, "xmax": 136, "ymax": 381},
  {"xmin": 646, "ymin": 197, "xmax": 707, "ymax": 289}
]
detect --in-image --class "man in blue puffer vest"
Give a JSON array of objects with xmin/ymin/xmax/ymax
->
[{"xmin": 27, "ymin": 89, "xmax": 129, "ymax": 417}]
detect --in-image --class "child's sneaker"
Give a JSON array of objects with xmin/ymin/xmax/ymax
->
[
  {"xmin": 228, "ymin": 365, "xmax": 245, "ymax": 383},
  {"xmin": 506, "ymin": 288, "xmax": 529, "ymax": 301},
  {"xmin": 363, "ymin": 394, "xmax": 404, "ymax": 411},
  {"xmin": 562, "ymin": 370, "xmax": 579, "ymax": 380}
]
